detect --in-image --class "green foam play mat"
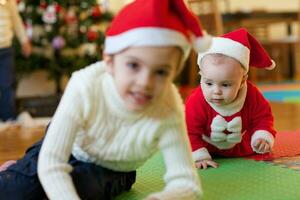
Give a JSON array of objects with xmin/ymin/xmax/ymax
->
[{"xmin": 116, "ymin": 153, "xmax": 300, "ymax": 200}]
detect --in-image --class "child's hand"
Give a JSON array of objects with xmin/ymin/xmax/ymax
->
[
  {"xmin": 254, "ymin": 138, "xmax": 271, "ymax": 153},
  {"xmin": 0, "ymin": 160, "xmax": 16, "ymax": 172},
  {"xmin": 195, "ymin": 159, "xmax": 218, "ymax": 169},
  {"xmin": 22, "ymin": 40, "xmax": 32, "ymax": 58}
]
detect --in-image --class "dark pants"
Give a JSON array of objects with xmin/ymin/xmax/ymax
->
[
  {"xmin": 0, "ymin": 138, "xmax": 136, "ymax": 200},
  {"xmin": 0, "ymin": 47, "xmax": 16, "ymax": 121}
]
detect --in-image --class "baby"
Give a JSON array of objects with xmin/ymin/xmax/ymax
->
[{"xmin": 185, "ymin": 28, "xmax": 276, "ymax": 169}]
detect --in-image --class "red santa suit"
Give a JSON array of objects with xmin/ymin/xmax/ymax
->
[{"xmin": 185, "ymin": 81, "xmax": 276, "ymax": 161}]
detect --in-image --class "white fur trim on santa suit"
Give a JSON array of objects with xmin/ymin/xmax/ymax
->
[
  {"xmin": 251, "ymin": 130, "xmax": 275, "ymax": 154},
  {"xmin": 192, "ymin": 147, "xmax": 212, "ymax": 161},
  {"xmin": 211, "ymin": 115, "xmax": 242, "ymax": 133},
  {"xmin": 198, "ymin": 37, "xmax": 250, "ymax": 71},
  {"xmin": 104, "ymin": 27, "xmax": 191, "ymax": 59},
  {"xmin": 202, "ymin": 134, "xmax": 238, "ymax": 150},
  {"xmin": 210, "ymin": 115, "xmax": 243, "ymax": 145},
  {"xmin": 203, "ymin": 82, "xmax": 248, "ymax": 116}
]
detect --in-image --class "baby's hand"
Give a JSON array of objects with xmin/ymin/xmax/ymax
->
[
  {"xmin": 195, "ymin": 159, "xmax": 218, "ymax": 169},
  {"xmin": 144, "ymin": 197, "xmax": 159, "ymax": 200},
  {"xmin": 254, "ymin": 138, "xmax": 271, "ymax": 153}
]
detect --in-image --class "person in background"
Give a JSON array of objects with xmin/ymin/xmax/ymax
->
[
  {"xmin": 185, "ymin": 28, "xmax": 277, "ymax": 169},
  {"xmin": 0, "ymin": 0, "xmax": 211, "ymax": 199},
  {"xmin": 0, "ymin": 0, "xmax": 32, "ymax": 121}
]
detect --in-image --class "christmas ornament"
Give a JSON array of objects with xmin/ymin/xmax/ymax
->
[
  {"xmin": 87, "ymin": 30, "xmax": 99, "ymax": 42},
  {"xmin": 42, "ymin": 5, "xmax": 57, "ymax": 24},
  {"xmin": 55, "ymin": 3, "xmax": 61, "ymax": 13},
  {"xmin": 64, "ymin": 9, "xmax": 77, "ymax": 24},
  {"xmin": 18, "ymin": 1, "xmax": 26, "ymax": 12},
  {"xmin": 52, "ymin": 36, "xmax": 66, "ymax": 50},
  {"xmin": 39, "ymin": 0, "xmax": 47, "ymax": 9},
  {"xmin": 91, "ymin": 6, "xmax": 102, "ymax": 18},
  {"xmin": 80, "ymin": 43, "xmax": 97, "ymax": 56},
  {"xmin": 25, "ymin": 21, "xmax": 33, "ymax": 39}
]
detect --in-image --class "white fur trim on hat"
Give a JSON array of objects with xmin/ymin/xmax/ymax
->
[
  {"xmin": 251, "ymin": 130, "xmax": 275, "ymax": 154},
  {"xmin": 104, "ymin": 27, "xmax": 191, "ymax": 59},
  {"xmin": 192, "ymin": 147, "xmax": 212, "ymax": 161},
  {"xmin": 197, "ymin": 37, "xmax": 250, "ymax": 71},
  {"xmin": 192, "ymin": 31, "xmax": 212, "ymax": 53},
  {"xmin": 265, "ymin": 60, "xmax": 276, "ymax": 70}
]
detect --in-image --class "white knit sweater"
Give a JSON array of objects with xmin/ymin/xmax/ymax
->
[
  {"xmin": 37, "ymin": 61, "xmax": 202, "ymax": 200},
  {"xmin": 0, "ymin": 0, "xmax": 28, "ymax": 48}
]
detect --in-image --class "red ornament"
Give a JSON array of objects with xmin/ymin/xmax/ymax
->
[
  {"xmin": 39, "ymin": 1, "xmax": 47, "ymax": 9},
  {"xmin": 91, "ymin": 6, "xmax": 102, "ymax": 18},
  {"xmin": 54, "ymin": 3, "xmax": 62, "ymax": 13},
  {"xmin": 87, "ymin": 30, "xmax": 99, "ymax": 42},
  {"xmin": 64, "ymin": 10, "xmax": 77, "ymax": 24}
]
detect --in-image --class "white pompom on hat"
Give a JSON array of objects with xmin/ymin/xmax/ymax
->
[
  {"xmin": 198, "ymin": 28, "xmax": 276, "ymax": 72},
  {"xmin": 104, "ymin": 0, "xmax": 212, "ymax": 63}
]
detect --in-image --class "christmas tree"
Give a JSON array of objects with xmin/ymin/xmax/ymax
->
[{"xmin": 15, "ymin": 0, "xmax": 113, "ymax": 93}]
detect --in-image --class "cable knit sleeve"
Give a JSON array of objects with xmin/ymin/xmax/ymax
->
[
  {"xmin": 145, "ymin": 86, "xmax": 202, "ymax": 200},
  {"xmin": 38, "ymin": 73, "xmax": 87, "ymax": 200},
  {"xmin": 9, "ymin": 0, "xmax": 28, "ymax": 44},
  {"xmin": 146, "ymin": 119, "xmax": 202, "ymax": 200}
]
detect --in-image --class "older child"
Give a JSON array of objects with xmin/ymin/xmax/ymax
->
[
  {"xmin": 0, "ymin": 0, "xmax": 31, "ymax": 120},
  {"xmin": 0, "ymin": 0, "xmax": 211, "ymax": 199},
  {"xmin": 185, "ymin": 28, "xmax": 276, "ymax": 169}
]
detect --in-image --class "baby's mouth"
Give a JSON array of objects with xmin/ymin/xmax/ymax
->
[{"xmin": 211, "ymin": 98, "xmax": 223, "ymax": 104}]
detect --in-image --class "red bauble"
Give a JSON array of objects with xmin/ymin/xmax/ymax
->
[
  {"xmin": 39, "ymin": 1, "xmax": 47, "ymax": 9},
  {"xmin": 64, "ymin": 10, "xmax": 77, "ymax": 24},
  {"xmin": 91, "ymin": 6, "xmax": 102, "ymax": 18},
  {"xmin": 54, "ymin": 3, "xmax": 62, "ymax": 13},
  {"xmin": 87, "ymin": 30, "xmax": 99, "ymax": 42}
]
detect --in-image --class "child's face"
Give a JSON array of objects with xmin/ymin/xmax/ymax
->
[
  {"xmin": 200, "ymin": 54, "xmax": 246, "ymax": 106},
  {"xmin": 106, "ymin": 46, "xmax": 181, "ymax": 112}
]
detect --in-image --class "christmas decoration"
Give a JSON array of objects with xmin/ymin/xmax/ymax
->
[{"xmin": 15, "ymin": 0, "xmax": 113, "ymax": 94}]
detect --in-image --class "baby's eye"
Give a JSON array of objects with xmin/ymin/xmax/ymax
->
[
  {"xmin": 206, "ymin": 82, "xmax": 213, "ymax": 86},
  {"xmin": 222, "ymin": 83, "xmax": 231, "ymax": 87}
]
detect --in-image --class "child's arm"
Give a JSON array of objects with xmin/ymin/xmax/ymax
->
[
  {"xmin": 145, "ymin": 119, "xmax": 202, "ymax": 200},
  {"xmin": 38, "ymin": 75, "xmax": 85, "ymax": 200},
  {"xmin": 9, "ymin": 0, "xmax": 30, "ymax": 47}
]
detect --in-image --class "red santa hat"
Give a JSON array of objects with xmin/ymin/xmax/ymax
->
[
  {"xmin": 104, "ymin": 0, "xmax": 211, "ymax": 61},
  {"xmin": 198, "ymin": 28, "xmax": 276, "ymax": 72}
]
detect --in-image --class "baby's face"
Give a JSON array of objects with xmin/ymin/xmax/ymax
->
[
  {"xmin": 106, "ymin": 46, "xmax": 181, "ymax": 112},
  {"xmin": 200, "ymin": 54, "xmax": 246, "ymax": 106}
]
